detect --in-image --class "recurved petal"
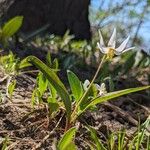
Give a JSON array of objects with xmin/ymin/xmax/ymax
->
[
  {"xmin": 108, "ymin": 28, "xmax": 116, "ymax": 48},
  {"xmin": 98, "ymin": 30, "xmax": 105, "ymax": 47},
  {"xmin": 114, "ymin": 47, "xmax": 135, "ymax": 55},
  {"xmin": 100, "ymin": 83, "xmax": 106, "ymax": 90},
  {"xmin": 95, "ymin": 84, "xmax": 100, "ymax": 90},
  {"xmin": 97, "ymin": 42, "xmax": 106, "ymax": 54},
  {"xmin": 116, "ymin": 36, "xmax": 130, "ymax": 52}
]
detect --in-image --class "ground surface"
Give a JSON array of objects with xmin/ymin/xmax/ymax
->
[
  {"xmin": 0, "ymin": 65, "xmax": 149, "ymax": 149},
  {"xmin": 0, "ymin": 45, "xmax": 150, "ymax": 149}
]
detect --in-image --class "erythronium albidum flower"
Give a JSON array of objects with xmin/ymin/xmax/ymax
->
[
  {"xmin": 83, "ymin": 80, "xmax": 107, "ymax": 96},
  {"xmin": 95, "ymin": 83, "xmax": 107, "ymax": 96},
  {"xmin": 97, "ymin": 28, "xmax": 135, "ymax": 59}
]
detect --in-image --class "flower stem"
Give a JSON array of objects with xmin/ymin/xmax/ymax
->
[{"xmin": 71, "ymin": 55, "xmax": 106, "ymax": 123}]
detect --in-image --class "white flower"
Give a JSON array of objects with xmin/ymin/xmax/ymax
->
[
  {"xmin": 83, "ymin": 80, "xmax": 107, "ymax": 96},
  {"xmin": 83, "ymin": 80, "xmax": 90, "ymax": 91},
  {"xmin": 97, "ymin": 28, "xmax": 135, "ymax": 59},
  {"xmin": 95, "ymin": 83, "xmax": 107, "ymax": 96}
]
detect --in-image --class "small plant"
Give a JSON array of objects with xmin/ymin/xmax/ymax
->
[
  {"xmin": 0, "ymin": 16, "xmax": 23, "ymax": 47},
  {"xmin": 1, "ymin": 137, "xmax": 9, "ymax": 150},
  {"xmin": 0, "ymin": 52, "xmax": 31, "ymax": 99},
  {"xmin": 31, "ymin": 52, "xmax": 59, "ymax": 112},
  {"xmin": 86, "ymin": 115, "xmax": 150, "ymax": 150},
  {"xmin": 26, "ymin": 28, "xmax": 150, "ymax": 133}
]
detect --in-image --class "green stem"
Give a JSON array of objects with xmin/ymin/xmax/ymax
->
[{"xmin": 71, "ymin": 55, "xmax": 106, "ymax": 123}]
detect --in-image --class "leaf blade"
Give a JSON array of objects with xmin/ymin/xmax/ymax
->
[
  {"xmin": 2, "ymin": 16, "xmax": 23, "ymax": 39},
  {"xmin": 58, "ymin": 127, "xmax": 77, "ymax": 150},
  {"xmin": 79, "ymin": 86, "xmax": 150, "ymax": 115},
  {"xmin": 27, "ymin": 56, "xmax": 71, "ymax": 118},
  {"xmin": 67, "ymin": 70, "xmax": 83, "ymax": 101},
  {"xmin": 86, "ymin": 126, "xmax": 107, "ymax": 150}
]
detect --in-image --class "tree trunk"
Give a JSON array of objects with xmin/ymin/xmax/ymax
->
[{"xmin": 0, "ymin": 0, "xmax": 91, "ymax": 40}]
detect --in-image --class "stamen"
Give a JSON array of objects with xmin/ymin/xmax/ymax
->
[{"xmin": 107, "ymin": 48, "xmax": 115, "ymax": 60}]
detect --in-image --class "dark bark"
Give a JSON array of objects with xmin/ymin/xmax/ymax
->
[{"xmin": 0, "ymin": 0, "xmax": 91, "ymax": 40}]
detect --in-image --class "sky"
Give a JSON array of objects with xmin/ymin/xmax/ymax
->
[
  {"xmin": 90, "ymin": 0, "xmax": 150, "ymax": 48},
  {"xmin": 91, "ymin": 0, "xmax": 100, "ymax": 9}
]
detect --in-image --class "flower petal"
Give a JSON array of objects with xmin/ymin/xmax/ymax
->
[
  {"xmin": 83, "ymin": 80, "xmax": 90, "ymax": 91},
  {"xmin": 108, "ymin": 28, "xmax": 116, "ymax": 48},
  {"xmin": 98, "ymin": 83, "xmax": 107, "ymax": 96},
  {"xmin": 115, "ymin": 47, "xmax": 135, "ymax": 55},
  {"xmin": 103, "ymin": 47, "xmax": 109, "ymax": 54},
  {"xmin": 116, "ymin": 36, "xmax": 130, "ymax": 52},
  {"xmin": 97, "ymin": 42, "xmax": 106, "ymax": 54},
  {"xmin": 95, "ymin": 84, "xmax": 100, "ymax": 90},
  {"xmin": 98, "ymin": 30, "xmax": 105, "ymax": 47},
  {"xmin": 100, "ymin": 83, "xmax": 106, "ymax": 90}
]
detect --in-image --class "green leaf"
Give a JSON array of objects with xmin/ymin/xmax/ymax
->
[
  {"xmin": 46, "ymin": 52, "xmax": 59, "ymax": 71},
  {"xmin": 67, "ymin": 70, "xmax": 83, "ymax": 101},
  {"xmin": 58, "ymin": 127, "xmax": 77, "ymax": 150},
  {"xmin": 2, "ymin": 16, "xmax": 23, "ymax": 39},
  {"xmin": 62, "ymin": 142, "xmax": 77, "ymax": 150},
  {"xmin": 37, "ymin": 72, "xmax": 48, "ymax": 96},
  {"xmin": 19, "ymin": 57, "xmax": 32, "ymax": 69},
  {"xmin": 27, "ymin": 56, "xmax": 71, "ymax": 118},
  {"xmin": 47, "ymin": 83, "xmax": 59, "ymax": 115},
  {"xmin": 8, "ymin": 80, "xmax": 16, "ymax": 99},
  {"xmin": 78, "ymin": 85, "xmax": 150, "ymax": 115},
  {"xmin": 46, "ymin": 52, "xmax": 52, "ymax": 67},
  {"xmin": 48, "ymin": 82, "xmax": 57, "ymax": 99},
  {"xmin": 52, "ymin": 58, "xmax": 59, "ymax": 70},
  {"xmin": 31, "ymin": 89, "xmax": 38, "ymax": 106},
  {"xmin": 118, "ymin": 130, "xmax": 126, "ymax": 150},
  {"xmin": 108, "ymin": 133, "xmax": 115, "ymax": 149},
  {"xmin": 2, "ymin": 137, "xmax": 9, "ymax": 150},
  {"xmin": 147, "ymin": 136, "xmax": 150, "ymax": 150},
  {"xmin": 87, "ymin": 126, "xmax": 106, "ymax": 150},
  {"xmin": 47, "ymin": 96, "xmax": 59, "ymax": 115}
]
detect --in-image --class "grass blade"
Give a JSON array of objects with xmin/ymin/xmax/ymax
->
[{"xmin": 86, "ymin": 126, "xmax": 107, "ymax": 150}]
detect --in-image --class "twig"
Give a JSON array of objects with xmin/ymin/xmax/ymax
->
[
  {"xmin": 32, "ymin": 113, "xmax": 64, "ymax": 150},
  {"xmin": 102, "ymin": 102, "xmax": 138, "ymax": 126},
  {"xmin": 127, "ymin": 96, "xmax": 150, "ymax": 114},
  {"xmin": 6, "ymin": 141, "xmax": 20, "ymax": 150}
]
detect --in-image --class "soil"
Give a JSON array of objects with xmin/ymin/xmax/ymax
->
[{"xmin": 0, "ymin": 49, "xmax": 150, "ymax": 149}]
